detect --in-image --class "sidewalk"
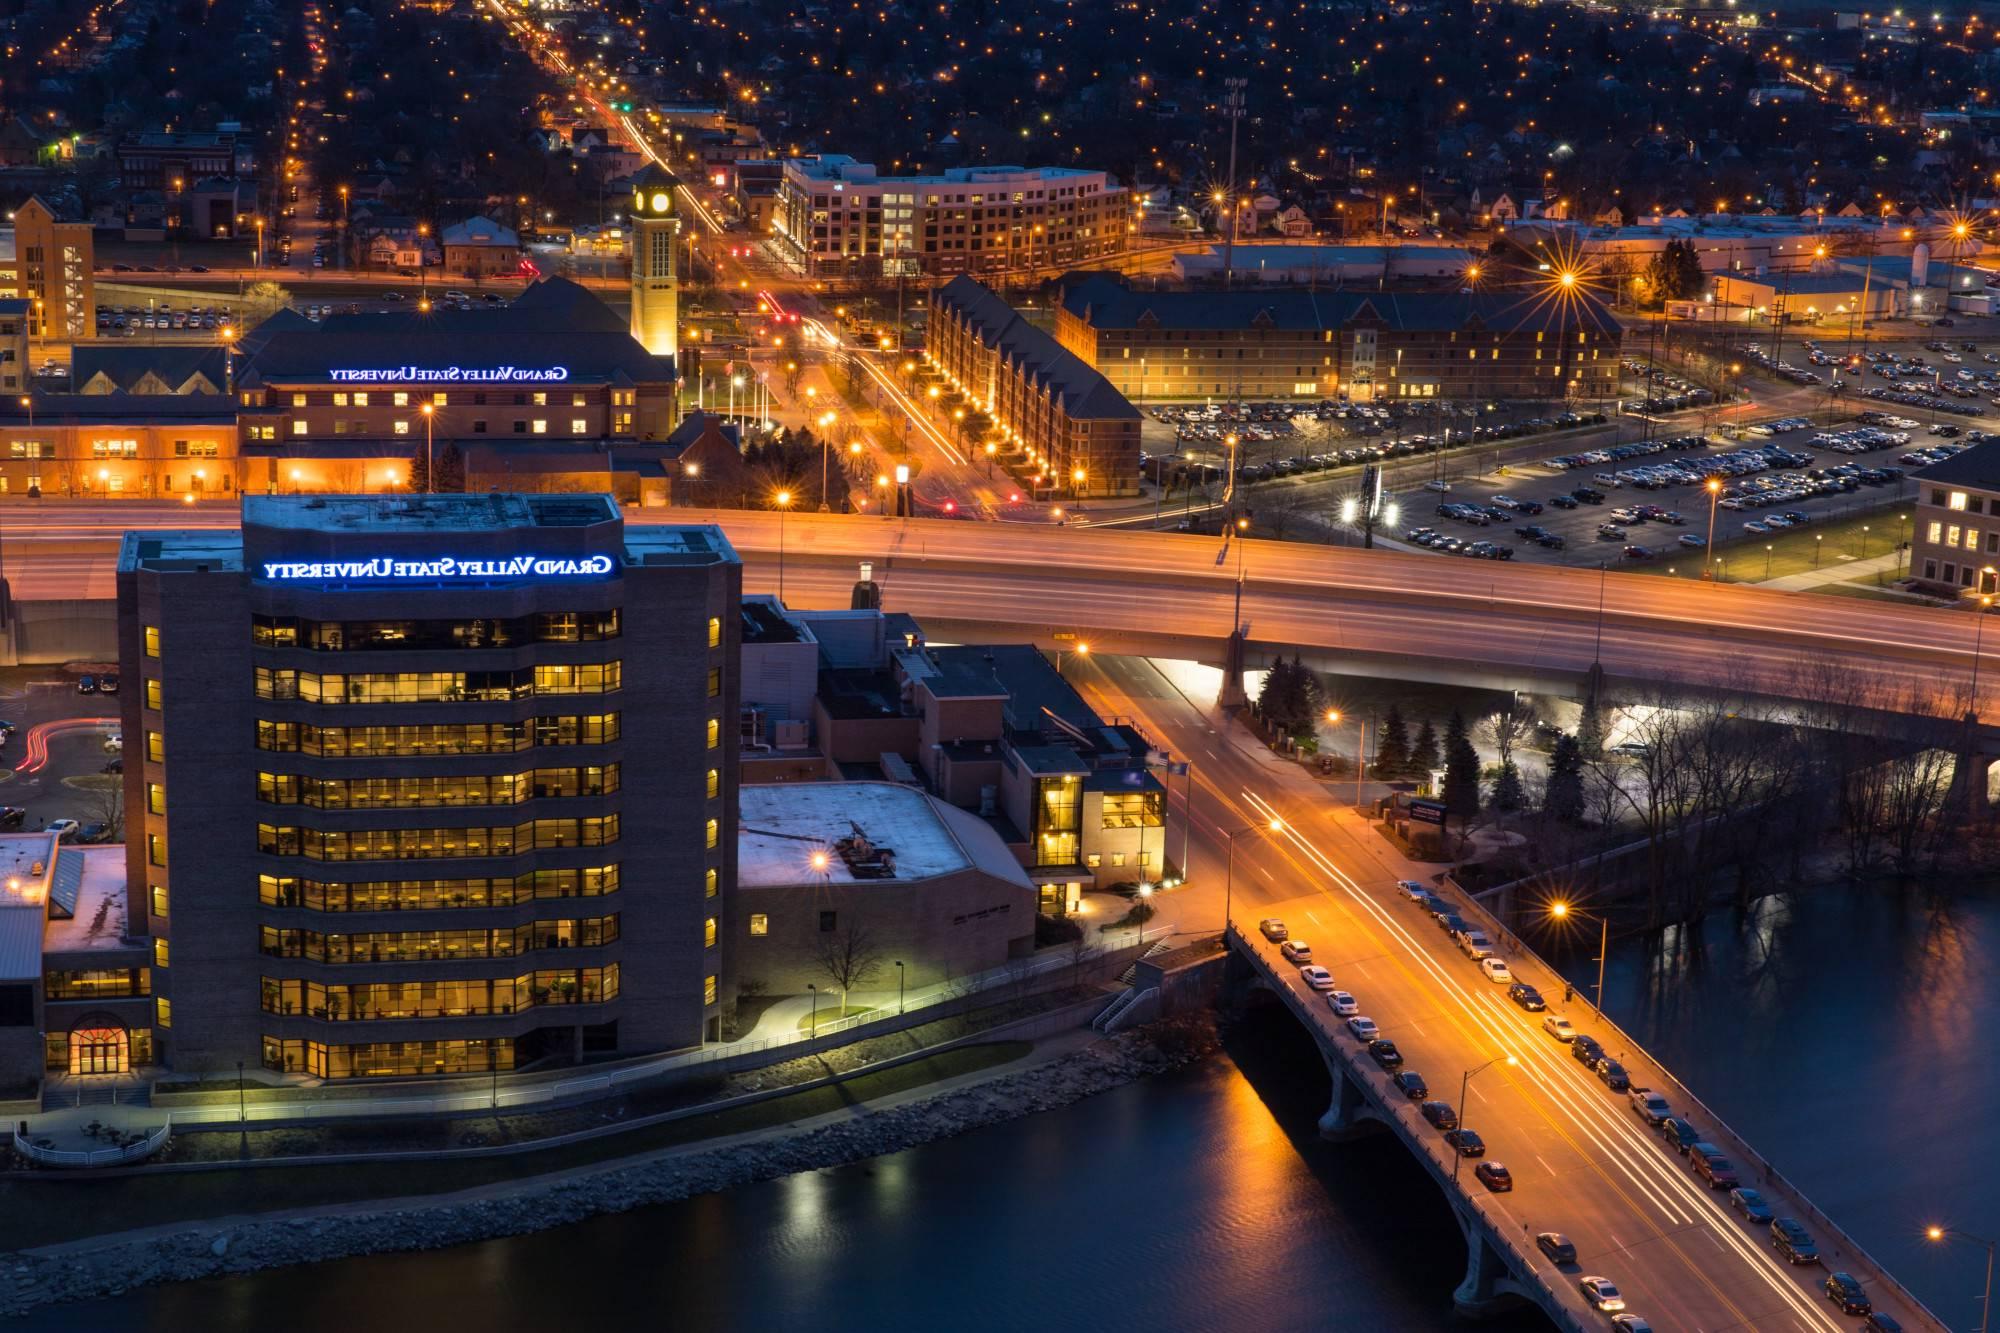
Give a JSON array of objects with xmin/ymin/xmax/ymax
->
[{"xmin": 1758, "ymin": 549, "xmax": 1901, "ymax": 590}]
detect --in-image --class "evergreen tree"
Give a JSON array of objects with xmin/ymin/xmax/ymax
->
[
  {"xmin": 1256, "ymin": 656, "xmax": 1324, "ymax": 743},
  {"xmin": 407, "ymin": 439, "xmax": 465, "ymax": 493},
  {"xmin": 1577, "ymin": 696, "xmax": 1605, "ymax": 758},
  {"xmin": 1410, "ymin": 718, "xmax": 1441, "ymax": 777},
  {"xmin": 1492, "ymin": 761, "xmax": 1524, "ymax": 813},
  {"xmin": 1545, "ymin": 733, "xmax": 1585, "ymax": 823},
  {"xmin": 1376, "ymin": 704, "xmax": 1411, "ymax": 778},
  {"xmin": 1442, "ymin": 711, "xmax": 1481, "ymax": 827}
]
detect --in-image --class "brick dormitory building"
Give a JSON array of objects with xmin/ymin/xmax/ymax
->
[
  {"xmin": 926, "ymin": 276, "xmax": 1142, "ymax": 499},
  {"xmin": 1052, "ymin": 272, "xmax": 1623, "ymax": 404}
]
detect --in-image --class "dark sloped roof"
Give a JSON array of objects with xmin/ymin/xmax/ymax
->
[
  {"xmin": 236, "ymin": 280, "xmax": 672, "ymax": 386},
  {"xmin": 1914, "ymin": 440, "xmax": 2000, "ymax": 492},
  {"xmin": 933, "ymin": 277, "xmax": 1138, "ymax": 422},
  {"xmin": 72, "ymin": 344, "xmax": 226, "ymax": 393},
  {"xmin": 1060, "ymin": 273, "xmax": 1621, "ymax": 337}
]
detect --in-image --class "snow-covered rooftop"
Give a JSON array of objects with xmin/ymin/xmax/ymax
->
[{"xmin": 738, "ymin": 782, "xmax": 973, "ymax": 887}]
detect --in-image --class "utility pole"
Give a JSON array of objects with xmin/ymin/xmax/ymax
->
[{"xmin": 1220, "ymin": 78, "xmax": 1247, "ymax": 289}]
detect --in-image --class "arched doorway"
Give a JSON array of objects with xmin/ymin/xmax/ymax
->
[{"xmin": 69, "ymin": 1022, "xmax": 128, "ymax": 1075}]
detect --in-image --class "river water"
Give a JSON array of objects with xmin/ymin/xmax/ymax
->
[{"xmin": 19, "ymin": 885, "xmax": 1996, "ymax": 1332}]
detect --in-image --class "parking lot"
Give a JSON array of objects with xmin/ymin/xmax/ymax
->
[
  {"xmin": 1401, "ymin": 416, "xmax": 1937, "ymax": 569},
  {"xmin": 0, "ymin": 670, "xmax": 127, "ymax": 841}
]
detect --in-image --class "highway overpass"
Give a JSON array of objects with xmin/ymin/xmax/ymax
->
[{"xmin": 0, "ymin": 505, "xmax": 1976, "ymax": 710}]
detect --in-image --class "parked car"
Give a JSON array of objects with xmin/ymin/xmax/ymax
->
[
  {"xmin": 1691, "ymin": 1144, "xmax": 1738, "ymax": 1189},
  {"xmin": 75, "ymin": 822, "xmax": 112, "ymax": 845},
  {"xmin": 1729, "ymin": 1187, "xmax": 1775, "ymax": 1225},
  {"xmin": 1543, "ymin": 1015, "xmax": 1578, "ymax": 1042},
  {"xmin": 1396, "ymin": 880, "xmax": 1430, "ymax": 900},
  {"xmin": 1595, "ymin": 1058, "xmax": 1630, "ymax": 1092},
  {"xmin": 1456, "ymin": 929, "xmax": 1494, "ymax": 959},
  {"xmin": 45, "ymin": 819, "xmax": 80, "ymax": 842},
  {"xmin": 1421, "ymin": 1101, "xmax": 1459, "ymax": 1131},
  {"xmin": 1280, "ymin": 939, "xmax": 1313, "ymax": 963},
  {"xmin": 97, "ymin": 673, "xmax": 119, "ymax": 694},
  {"xmin": 1772, "ymin": 1218, "xmax": 1820, "ymax": 1265},
  {"xmin": 76, "ymin": 674, "xmax": 97, "ymax": 693},
  {"xmin": 0, "ymin": 807, "xmax": 22, "ymax": 829},
  {"xmin": 1610, "ymin": 1317, "xmax": 1654, "ymax": 1333},
  {"xmin": 1629, "ymin": 1089, "xmax": 1672, "ymax": 1125},
  {"xmin": 1578, "ymin": 1277, "xmax": 1625, "ymax": 1312},
  {"xmin": 1298, "ymin": 964, "xmax": 1335, "ymax": 991},
  {"xmin": 1345, "ymin": 1016, "xmax": 1379, "ymax": 1042},
  {"xmin": 1474, "ymin": 1161, "xmax": 1513, "ymax": 1193},
  {"xmin": 1863, "ymin": 1313, "xmax": 1906, "ymax": 1331},
  {"xmin": 1507, "ymin": 983, "xmax": 1546, "ymax": 1011},
  {"xmin": 1571, "ymin": 1035, "xmax": 1605, "ymax": 1066},
  {"xmin": 1367, "ymin": 1039, "xmax": 1403, "ymax": 1068},
  {"xmin": 1444, "ymin": 1128, "xmax": 1485, "ymax": 1157},
  {"xmin": 1478, "ymin": 957, "xmax": 1513, "ymax": 984},
  {"xmin": 1326, "ymin": 990, "xmax": 1359, "ymax": 1017},
  {"xmin": 1392, "ymin": 1071, "xmax": 1429, "ymax": 1100},
  {"xmin": 1824, "ymin": 1272, "xmax": 1871, "ymax": 1315},
  {"xmin": 1258, "ymin": 918, "xmax": 1289, "ymax": 942},
  {"xmin": 1536, "ymin": 1232, "xmax": 1577, "ymax": 1265},
  {"xmin": 1661, "ymin": 1118, "xmax": 1702, "ymax": 1154}
]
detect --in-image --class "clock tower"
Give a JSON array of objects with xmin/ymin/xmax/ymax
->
[{"xmin": 628, "ymin": 163, "xmax": 682, "ymax": 361}]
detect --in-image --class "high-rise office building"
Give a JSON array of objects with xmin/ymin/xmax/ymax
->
[{"xmin": 116, "ymin": 493, "xmax": 739, "ymax": 1081}]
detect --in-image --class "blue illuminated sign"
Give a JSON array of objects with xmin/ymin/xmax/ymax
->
[
  {"xmin": 260, "ymin": 554, "xmax": 616, "ymax": 582},
  {"xmin": 327, "ymin": 366, "xmax": 570, "ymax": 384}
]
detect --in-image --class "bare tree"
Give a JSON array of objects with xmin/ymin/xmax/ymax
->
[
  {"xmin": 1478, "ymin": 698, "xmax": 1533, "ymax": 769},
  {"xmin": 1065, "ymin": 930, "xmax": 1103, "ymax": 990},
  {"xmin": 85, "ymin": 783, "xmax": 124, "ymax": 842},
  {"xmin": 806, "ymin": 924, "xmax": 885, "ymax": 1016}
]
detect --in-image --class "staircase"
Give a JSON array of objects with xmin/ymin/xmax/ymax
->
[
  {"xmin": 1118, "ymin": 940, "xmax": 1176, "ymax": 985},
  {"xmin": 42, "ymin": 1078, "xmax": 150, "ymax": 1111}
]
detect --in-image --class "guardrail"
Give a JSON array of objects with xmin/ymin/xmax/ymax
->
[
  {"xmin": 12, "ymin": 1118, "xmax": 171, "ymax": 1168},
  {"xmin": 1439, "ymin": 878, "xmax": 1948, "ymax": 1330},
  {"xmin": 157, "ymin": 944, "xmax": 1133, "ymax": 1129}
]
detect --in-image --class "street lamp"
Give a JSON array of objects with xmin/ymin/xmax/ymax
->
[
  {"xmin": 1056, "ymin": 640, "xmax": 1090, "ymax": 675},
  {"xmin": 1926, "ymin": 1225, "xmax": 1996, "ymax": 1333},
  {"xmin": 1549, "ymin": 900, "xmax": 1610, "ymax": 1013},
  {"xmin": 420, "ymin": 402, "xmax": 435, "ymax": 492},
  {"xmin": 1970, "ymin": 591, "xmax": 1995, "ymax": 715},
  {"xmin": 1136, "ymin": 882, "xmax": 1154, "ymax": 945},
  {"xmin": 895, "ymin": 959, "xmax": 905, "ymax": 1014},
  {"xmin": 806, "ymin": 982, "xmax": 818, "ymax": 1038},
  {"xmin": 1222, "ymin": 818, "xmax": 1285, "ymax": 933},
  {"xmin": 773, "ymin": 490, "xmax": 793, "ymax": 603},
  {"xmin": 1454, "ymin": 1055, "xmax": 1518, "ymax": 1181},
  {"xmin": 1325, "ymin": 710, "xmax": 1368, "ymax": 809}
]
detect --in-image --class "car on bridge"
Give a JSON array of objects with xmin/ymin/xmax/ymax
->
[
  {"xmin": 1578, "ymin": 1277, "xmax": 1625, "ymax": 1312},
  {"xmin": 1571, "ymin": 1035, "xmax": 1605, "ymax": 1066},
  {"xmin": 1391, "ymin": 1071, "xmax": 1428, "ymax": 1100},
  {"xmin": 1474, "ymin": 1161, "xmax": 1513, "ymax": 1193},
  {"xmin": 1325, "ymin": 990, "xmax": 1359, "ymax": 1017},
  {"xmin": 1691, "ymin": 1144, "xmax": 1738, "ymax": 1189},
  {"xmin": 1367, "ymin": 1039, "xmax": 1403, "ymax": 1068},
  {"xmin": 1661, "ymin": 1118, "xmax": 1702, "ymax": 1154},
  {"xmin": 1396, "ymin": 879, "xmax": 1430, "ymax": 900},
  {"xmin": 1445, "ymin": 1128, "xmax": 1485, "ymax": 1157},
  {"xmin": 1610, "ymin": 1316, "xmax": 1654, "ymax": 1332},
  {"xmin": 1535, "ymin": 1232, "xmax": 1578, "ymax": 1266},
  {"xmin": 1345, "ymin": 1016, "xmax": 1379, "ymax": 1042},
  {"xmin": 1258, "ymin": 918, "xmax": 1288, "ymax": 942},
  {"xmin": 1478, "ymin": 957, "xmax": 1513, "ymax": 984},
  {"xmin": 1298, "ymin": 964, "xmax": 1335, "ymax": 991},
  {"xmin": 1455, "ymin": 928, "xmax": 1494, "ymax": 959},
  {"xmin": 1543, "ymin": 1015, "xmax": 1578, "ymax": 1042},
  {"xmin": 1629, "ymin": 1088, "xmax": 1672, "ymax": 1124},
  {"xmin": 1772, "ymin": 1217, "xmax": 1821, "ymax": 1265},
  {"xmin": 1421, "ymin": 1101, "xmax": 1458, "ymax": 1131},
  {"xmin": 1824, "ymin": 1272, "xmax": 1872, "ymax": 1315},
  {"xmin": 1507, "ymin": 983, "xmax": 1546, "ymax": 1011},
  {"xmin": 1280, "ymin": 939, "xmax": 1313, "ymax": 963},
  {"xmin": 1862, "ymin": 1312, "xmax": 1906, "ymax": 1331},
  {"xmin": 1593, "ymin": 1058, "xmax": 1630, "ymax": 1092},
  {"xmin": 1729, "ymin": 1187, "xmax": 1775, "ymax": 1224},
  {"xmin": 1436, "ymin": 911, "xmax": 1469, "ymax": 935}
]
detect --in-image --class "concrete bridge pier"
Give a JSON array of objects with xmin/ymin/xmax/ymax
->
[
  {"xmin": 1452, "ymin": 1208, "xmax": 1533, "ymax": 1320},
  {"xmin": 1315, "ymin": 1052, "xmax": 1379, "ymax": 1141}
]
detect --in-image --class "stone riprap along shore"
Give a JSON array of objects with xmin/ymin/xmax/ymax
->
[{"xmin": 3, "ymin": 1018, "xmax": 1218, "ymax": 1317}]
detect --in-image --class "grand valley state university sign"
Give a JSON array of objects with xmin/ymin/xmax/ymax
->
[
  {"xmin": 260, "ymin": 554, "xmax": 617, "ymax": 582},
  {"xmin": 326, "ymin": 365, "xmax": 571, "ymax": 384}
]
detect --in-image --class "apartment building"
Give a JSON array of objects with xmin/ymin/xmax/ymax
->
[
  {"xmin": 1910, "ymin": 443, "xmax": 2000, "ymax": 596},
  {"xmin": 927, "ymin": 276, "xmax": 1141, "ymax": 499},
  {"xmin": 1055, "ymin": 273, "xmax": 1623, "ymax": 403},
  {"xmin": 0, "ymin": 197, "xmax": 94, "ymax": 342},
  {"xmin": 773, "ymin": 156, "xmax": 1129, "ymax": 280},
  {"xmin": 114, "ymin": 493, "xmax": 740, "ymax": 1080}
]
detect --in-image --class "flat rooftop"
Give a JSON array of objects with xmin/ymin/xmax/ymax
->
[
  {"xmin": 0, "ymin": 833, "xmax": 59, "ymax": 981},
  {"xmin": 738, "ymin": 782, "xmax": 970, "ymax": 886},
  {"xmin": 243, "ymin": 493, "xmax": 618, "ymax": 533}
]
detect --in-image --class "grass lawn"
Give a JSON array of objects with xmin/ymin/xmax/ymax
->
[
  {"xmin": 797, "ymin": 1004, "xmax": 885, "ymax": 1032},
  {"xmin": 60, "ymin": 774, "xmax": 121, "ymax": 793},
  {"xmin": 1630, "ymin": 498, "xmax": 1915, "ymax": 584},
  {"xmin": 0, "ymin": 1041, "xmax": 1032, "ymax": 1251}
]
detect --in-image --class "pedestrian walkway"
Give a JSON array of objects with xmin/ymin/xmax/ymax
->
[{"xmin": 1758, "ymin": 550, "xmax": 1902, "ymax": 590}]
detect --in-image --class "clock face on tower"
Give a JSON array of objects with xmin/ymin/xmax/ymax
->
[{"xmin": 650, "ymin": 191, "xmax": 671, "ymax": 214}]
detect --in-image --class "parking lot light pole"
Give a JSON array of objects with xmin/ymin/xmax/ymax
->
[
  {"xmin": 1703, "ymin": 478, "xmax": 1722, "ymax": 577},
  {"xmin": 1550, "ymin": 900, "xmax": 1609, "ymax": 1013}
]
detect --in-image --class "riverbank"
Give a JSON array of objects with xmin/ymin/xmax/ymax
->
[{"xmin": 0, "ymin": 1016, "xmax": 1219, "ymax": 1319}]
